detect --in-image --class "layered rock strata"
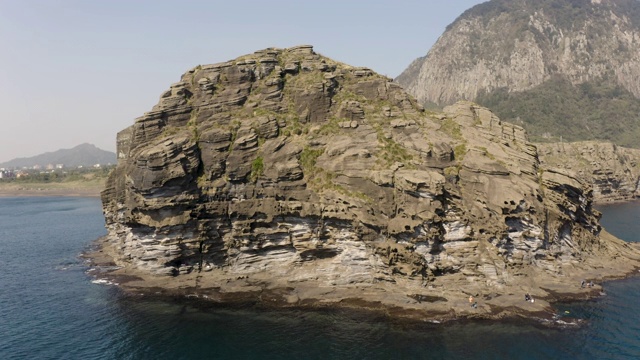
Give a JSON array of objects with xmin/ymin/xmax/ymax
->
[
  {"xmin": 538, "ymin": 141, "xmax": 640, "ymax": 203},
  {"xmin": 99, "ymin": 46, "xmax": 640, "ymax": 319}
]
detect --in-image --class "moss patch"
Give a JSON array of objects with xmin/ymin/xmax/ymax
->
[{"xmin": 249, "ymin": 156, "xmax": 264, "ymax": 183}]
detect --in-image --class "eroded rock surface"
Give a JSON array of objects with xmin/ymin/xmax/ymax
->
[
  {"xmin": 538, "ymin": 141, "xmax": 640, "ymax": 203},
  {"xmin": 100, "ymin": 46, "xmax": 640, "ymax": 317}
]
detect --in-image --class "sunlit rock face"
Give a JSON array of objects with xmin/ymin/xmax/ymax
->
[{"xmin": 396, "ymin": 0, "xmax": 640, "ymax": 106}]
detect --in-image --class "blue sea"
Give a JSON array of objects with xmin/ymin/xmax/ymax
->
[{"xmin": 0, "ymin": 197, "xmax": 639, "ymax": 359}]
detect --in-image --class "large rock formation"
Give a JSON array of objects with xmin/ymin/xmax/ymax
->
[
  {"xmin": 396, "ymin": 0, "xmax": 640, "ymax": 147},
  {"xmin": 538, "ymin": 141, "xmax": 640, "ymax": 202},
  {"xmin": 99, "ymin": 46, "xmax": 640, "ymax": 318}
]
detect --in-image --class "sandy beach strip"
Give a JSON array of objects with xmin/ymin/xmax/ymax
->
[{"xmin": 0, "ymin": 183, "xmax": 103, "ymax": 198}]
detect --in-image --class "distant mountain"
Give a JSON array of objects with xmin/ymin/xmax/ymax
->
[
  {"xmin": 0, "ymin": 143, "xmax": 116, "ymax": 169},
  {"xmin": 396, "ymin": 0, "xmax": 640, "ymax": 147}
]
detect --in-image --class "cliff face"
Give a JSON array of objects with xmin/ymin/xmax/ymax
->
[
  {"xmin": 538, "ymin": 141, "xmax": 640, "ymax": 202},
  {"xmin": 396, "ymin": 0, "xmax": 640, "ymax": 106},
  {"xmin": 101, "ymin": 46, "xmax": 638, "ymax": 310}
]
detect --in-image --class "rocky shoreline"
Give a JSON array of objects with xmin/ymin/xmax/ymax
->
[{"xmin": 85, "ymin": 231, "xmax": 640, "ymax": 326}]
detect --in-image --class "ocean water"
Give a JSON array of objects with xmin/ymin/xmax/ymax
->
[{"xmin": 0, "ymin": 197, "xmax": 638, "ymax": 360}]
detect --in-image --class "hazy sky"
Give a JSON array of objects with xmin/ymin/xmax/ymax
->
[{"xmin": 0, "ymin": 0, "xmax": 486, "ymax": 163}]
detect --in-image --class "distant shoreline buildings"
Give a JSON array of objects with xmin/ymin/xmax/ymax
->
[
  {"xmin": 0, "ymin": 169, "xmax": 15, "ymax": 179},
  {"xmin": 0, "ymin": 162, "xmax": 114, "ymax": 180}
]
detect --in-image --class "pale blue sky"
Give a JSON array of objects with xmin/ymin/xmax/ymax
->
[{"xmin": 0, "ymin": 0, "xmax": 486, "ymax": 162}]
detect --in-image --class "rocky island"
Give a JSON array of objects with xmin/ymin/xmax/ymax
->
[{"xmin": 93, "ymin": 45, "xmax": 640, "ymax": 323}]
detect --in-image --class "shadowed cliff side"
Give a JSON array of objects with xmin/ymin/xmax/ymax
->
[{"xmin": 98, "ymin": 45, "xmax": 640, "ymax": 321}]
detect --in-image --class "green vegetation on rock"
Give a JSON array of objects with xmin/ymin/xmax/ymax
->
[
  {"xmin": 299, "ymin": 147, "xmax": 324, "ymax": 175},
  {"xmin": 453, "ymin": 144, "xmax": 467, "ymax": 161},
  {"xmin": 439, "ymin": 118, "xmax": 463, "ymax": 140},
  {"xmin": 249, "ymin": 156, "xmax": 264, "ymax": 183}
]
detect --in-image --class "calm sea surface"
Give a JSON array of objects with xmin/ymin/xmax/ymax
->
[{"xmin": 0, "ymin": 197, "xmax": 639, "ymax": 360}]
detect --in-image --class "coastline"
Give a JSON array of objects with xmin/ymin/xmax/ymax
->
[
  {"xmin": 0, "ymin": 183, "xmax": 102, "ymax": 198},
  {"xmin": 84, "ymin": 232, "xmax": 640, "ymax": 327}
]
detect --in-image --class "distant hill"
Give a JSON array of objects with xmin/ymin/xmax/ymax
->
[
  {"xmin": 396, "ymin": 0, "xmax": 640, "ymax": 147},
  {"xmin": 0, "ymin": 143, "xmax": 116, "ymax": 169}
]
